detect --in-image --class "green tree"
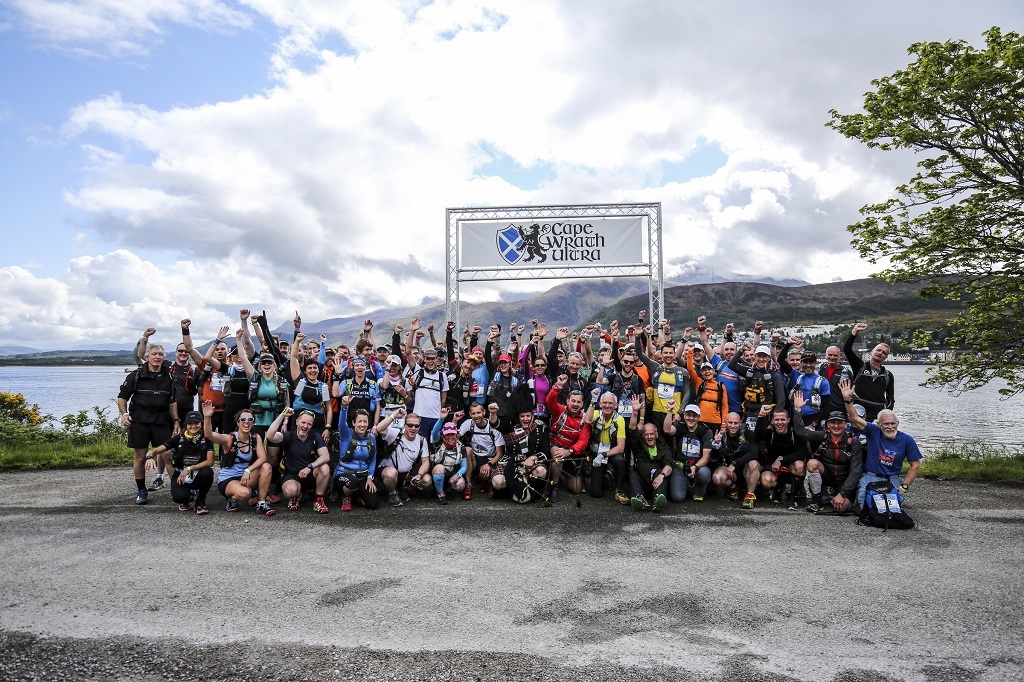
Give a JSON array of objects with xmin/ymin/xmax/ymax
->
[{"xmin": 828, "ymin": 27, "xmax": 1024, "ymax": 396}]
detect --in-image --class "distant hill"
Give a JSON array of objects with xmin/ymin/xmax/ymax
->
[
  {"xmin": 0, "ymin": 350, "xmax": 137, "ymax": 366},
  {"xmin": 584, "ymin": 278, "xmax": 963, "ymax": 331},
  {"xmin": 0, "ymin": 345, "xmax": 39, "ymax": 356},
  {"xmin": 268, "ymin": 273, "xmax": 807, "ymax": 344}
]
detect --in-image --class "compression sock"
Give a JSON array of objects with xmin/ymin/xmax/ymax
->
[
  {"xmin": 135, "ymin": 477, "xmax": 147, "ymax": 492},
  {"xmin": 806, "ymin": 473, "xmax": 822, "ymax": 496},
  {"xmin": 433, "ymin": 474, "xmax": 445, "ymax": 495}
]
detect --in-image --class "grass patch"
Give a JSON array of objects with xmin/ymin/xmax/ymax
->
[
  {"xmin": 921, "ymin": 439, "xmax": 1024, "ymax": 484},
  {"xmin": 0, "ymin": 437, "xmax": 132, "ymax": 470},
  {"xmin": 0, "ymin": 397, "xmax": 134, "ymax": 471}
]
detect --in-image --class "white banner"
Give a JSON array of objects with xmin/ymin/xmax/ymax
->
[{"xmin": 460, "ymin": 217, "xmax": 644, "ymax": 268}]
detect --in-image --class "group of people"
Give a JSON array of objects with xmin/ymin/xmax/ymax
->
[{"xmin": 117, "ymin": 309, "xmax": 922, "ymax": 517}]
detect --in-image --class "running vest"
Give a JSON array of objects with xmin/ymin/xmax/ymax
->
[
  {"xmin": 550, "ymin": 408, "xmax": 584, "ymax": 449},
  {"xmin": 221, "ymin": 431, "xmax": 259, "ymax": 468},
  {"xmin": 341, "ymin": 432, "xmax": 376, "ymax": 465},
  {"xmin": 171, "ymin": 434, "xmax": 210, "ymax": 470},
  {"xmin": 430, "ymin": 441, "xmax": 465, "ymax": 469},
  {"xmin": 293, "ymin": 378, "xmax": 328, "ymax": 411},
  {"xmin": 486, "ymin": 372, "xmax": 518, "ymax": 416}
]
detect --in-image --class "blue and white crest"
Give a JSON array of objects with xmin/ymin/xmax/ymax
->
[{"xmin": 496, "ymin": 225, "xmax": 524, "ymax": 265}]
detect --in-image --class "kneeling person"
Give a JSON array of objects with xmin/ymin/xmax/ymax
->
[
  {"xmin": 428, "ymin": 417, "xmax": 469, "ymax": 505},
  {"xmin": 145, "ymin": 410, "xmax": 214, "ymax": 514},
  {"xmin": 266, "ymin": 407, "xmax": 331, "ymax": 513}
]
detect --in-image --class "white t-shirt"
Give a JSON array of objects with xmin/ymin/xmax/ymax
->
[
  {"xmin": 405, "ymin": 367, "xmax": 448, "ymax": 419},
  {"xmin": 458, "ymin": 419, "xmax": 505, "ymax": 461},
  {"xmin": 382, "ymin": 430, "xmax": 427, "ymax": 473}
]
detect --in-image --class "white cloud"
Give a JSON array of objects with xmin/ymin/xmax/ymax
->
[
  {"xmin": 6, "ymin": 0, "xmax": 252, "ymax": 55},
  {"xmin": 4, "ymin": 1, "xmax": 1022, "ymax": 344}
]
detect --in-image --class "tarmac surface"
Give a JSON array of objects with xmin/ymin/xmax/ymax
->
[{"xmin": 0, "ymin": 468, "xmax": 1022, "ymax": 681}]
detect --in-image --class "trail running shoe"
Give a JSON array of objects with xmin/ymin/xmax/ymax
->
[
  {"xmin": 314, "ymin": 497, "xmax": 329, "ymax": 514},
  {"xmin": 341, "ymin": 496, "xmax": 353, "ymax": 512},
  {"xmin": 630, "ymin": 495, "xmax": 650, "ymax": 511},
  {"xmin": 463, "ymin": 486, "xmax": 473, "ymax": 501},
  {"xmin": 805, "ymin": 501, "xmax": 822, "ymax": 513},
  {"xmin": 388, "ymin": 492, "xmax": 404, "ymax": 507},
  {"xmin": 741, "ymin": 493, "xmax": 756, "ymax": 510},
  {"xmin": 437, "ymin": 492, "xmax": 448, "ymax": 506},
  {"xmin": 178, "ymin": 503, "xmax": 190, "ymax": 512},
  {"xmin": 135, "ymin": 490, "xmax": 149, "ymax": 505},
  {"xmin": 288, "ymin": 497, "xmax": 299, "ymax": 511},
  {"xmin": 226, "ymin": 499, "xmax": 239, "ymax": 512},
  {"xmin": 147, "ymin": 477, "xmax": 165, "ymax": 492},
  {"xmin": 653, "ymin": 493, "xmax": 668, "ymax": 512},
  {"xmin": 195, "ymin": 505, "xmax": 209, "ymax": 515},
  {"xmin": 727, "ymin": 486, "xmax": 740, "ymax": 501},
  {"xmin": 256, "ymin": 500, "xmax": 276, "ymax": 517},
  {"xmin": 615, "ymin": 492, "xmax": 630, "ymax": 505},
  {"xmin": 692, "ymin": 495, "xmax": 704, "ymax": 502}
]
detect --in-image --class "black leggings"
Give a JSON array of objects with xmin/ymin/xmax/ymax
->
[
  {"xmin": 170, "ymin": 467, "xmax": 213, "ymax": 506},
  {"xmin": 333, "ymin": 474, "xmax": 380, "ymax": 510},
  {"xmin": 588, "ymin": 454, "xmax": 627, "ymax": 498}
]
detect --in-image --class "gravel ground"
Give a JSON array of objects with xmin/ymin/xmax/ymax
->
[{"xmin": 0, "ymin": 468, "xmax": 1022, "ymax": 681}]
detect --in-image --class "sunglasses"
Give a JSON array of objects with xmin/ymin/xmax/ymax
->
[
  {"xmin": 260, "ymin": 360, "xmax": 274, "ymax": 365},
  {"xmin": 405, "ymin": 422, "xmax": 421, "ymax": 429},
  {"xmin": 237, "ymin": 417, "xmax": 254, "ymax": 423}
]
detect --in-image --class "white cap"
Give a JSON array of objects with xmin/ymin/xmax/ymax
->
[{"xmin": 755, "ymin": 345, "xmax": 772, "ymax": 356}]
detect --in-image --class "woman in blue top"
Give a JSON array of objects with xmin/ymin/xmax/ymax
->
[
  {"xmin": 333, "ymin": 406, "xmax": 403, "ymax": 512},
  {"xmin": 202, "ymin": 400, "xmax": 275, "ymax": 516}
]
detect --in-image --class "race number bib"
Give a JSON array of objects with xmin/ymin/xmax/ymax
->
[
  {"xmin": 657, "ymin": 383, "xmax": 674, "ymax": 400},
  {"xmin": 210, "ymin": 372, "xmax": 223, "ymax": 392},
  {"xmin": 618, "ymin": 396, "xmax": 633, "ymax": 417}
]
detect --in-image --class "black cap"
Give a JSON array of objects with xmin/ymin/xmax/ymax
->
[
  {"xmin": 826, "ymin": 410, "xmax": 847, "ymax": 422},
  {"xmin": 184, "ymin": 411, "xmax": 203, "ymax": 424},
  {"xmin": 801, "ymin": 351, "xmax": 817, "ymax": 362}
]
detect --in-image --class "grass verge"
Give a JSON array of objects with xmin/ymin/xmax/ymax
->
[
  {"xmin": 921, "ymin": 440, "xmax": 1024, "ymax": 484},
  {"xmin": 0, "ymin": 438, "xmax": 133, "ymax": 470}
]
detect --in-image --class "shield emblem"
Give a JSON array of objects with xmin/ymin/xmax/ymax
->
[{"xmin": 496, "ymin": 225, "xmax": 524, "ymax": 265}]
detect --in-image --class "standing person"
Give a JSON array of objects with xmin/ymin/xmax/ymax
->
[
  {"xmin": 730, "ymin": 343, "xmax": 786, "ymax": 432},
  {"xmin": 843, "ymin": 322, "xmax": 895, "ymax": 422},
  {"xmin": 404, "ymin": 337, "xmax": 448, "ymax": 438},
  {"xmin": 635, "ymin": 327, "xmax": 691, "ymax": 439},
  {"xmin": 144, "ymin": 411, "xmax": 215, "ymax": 515},
  {"xmin": 203, "ymin": 401, "xmax": 275, "ymax": 516},
  {"xmin": 266, "ymin": 407, "xmax": 332, "ymax": 514},
  {"xmin": 289, "ymin": 333, "xmax": 333, "ymax": 445},
  {"xmin": 135, "ymin": 327, "xmax": 200, "ymax": 492},
  {"xmin": 118, "ymin": 344, "xmax": 178, "ymax": 505},
  {"xmin": 685, "ymin": 345, "xmax": 728, "ymax": 432}
]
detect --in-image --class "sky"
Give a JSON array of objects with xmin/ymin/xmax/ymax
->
[{"xmin": 1, "ymin": 0, "xmax": 1021, "ymax": 348}]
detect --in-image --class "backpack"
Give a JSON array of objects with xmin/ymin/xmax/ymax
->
[{"xmin": 858, "ymin": 480, "xmax": 915, "ymax": 531}]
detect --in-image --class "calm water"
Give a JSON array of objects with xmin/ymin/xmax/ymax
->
[{"xmin": 1, "ymin": 364, "xmax": 1021, "ymax": 452}]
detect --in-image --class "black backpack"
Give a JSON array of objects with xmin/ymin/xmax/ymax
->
[{"xmin": 858, "ymin": 480, "xmax": 915, "ymax": 531}]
